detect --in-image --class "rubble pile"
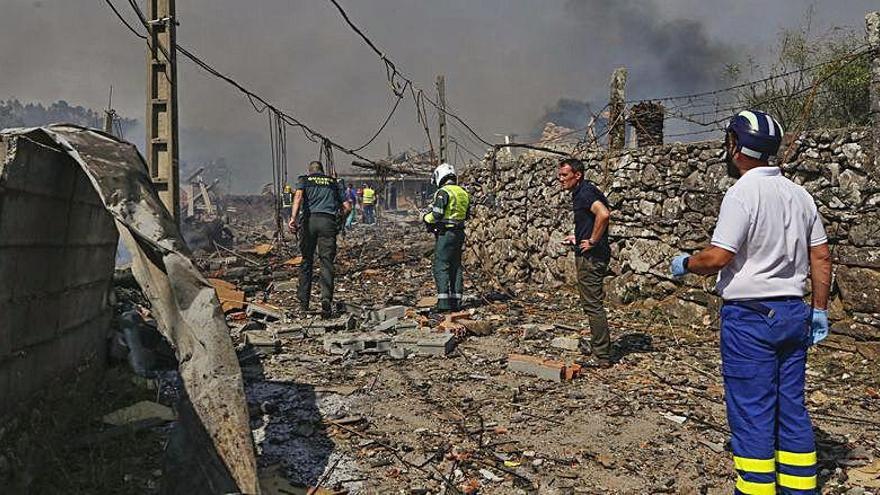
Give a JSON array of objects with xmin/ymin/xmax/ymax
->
[
  {"xmin": 462, "ymin": 127, "xmax": 880, "ymax": 344},
  {"xmin": 184, "ymin": 204, "xmax": 879, "ymax": 493}
]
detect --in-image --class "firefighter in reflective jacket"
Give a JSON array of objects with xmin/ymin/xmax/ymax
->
[{"xmin": 423, "ymin": 163, "xmax": 470, "ymax": 312}]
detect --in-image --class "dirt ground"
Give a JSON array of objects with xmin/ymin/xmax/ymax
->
[{"xmin": 220, "ymin": 211, "xmax": 880, "ymax": 494}]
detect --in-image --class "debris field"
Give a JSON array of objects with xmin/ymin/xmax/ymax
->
[{"xmin": 194, "ymin": 207, "xmax": 880, "ymax": 494}]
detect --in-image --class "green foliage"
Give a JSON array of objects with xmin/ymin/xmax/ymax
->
[
  {"xmin": 0, "ymin": 99, "xmax": 138, "ymax": 134},
  {"xmin": 733, "ymin": 19, "xmax": 871, "ymax": 132}
]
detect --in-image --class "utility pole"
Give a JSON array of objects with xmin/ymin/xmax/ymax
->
[
  {"xmin": 103, "ymin": 110, "xmax": 116, "ymax": 135},
  {"xmin": 146, "ymin": 0, "xmax": 180, "ymax": 222},
  {"xmin": 104, "ymin": 86, "xmax": 115, "ymax": 136},
  {"xmin": 608, "ymin": 67, "xmax": 627, "ymax": 152},
  {"xmin": 867, "ymin": 11, "xmax": 880, "ymax": 174},
  {"xmin": 436, "ymin": 75, "xmax": 448, "ymax": 164}
]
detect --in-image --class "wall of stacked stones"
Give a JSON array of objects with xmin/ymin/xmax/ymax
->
[{"xmin": 462, "ymin": 127, "xmax": 880, "ymax": 340}]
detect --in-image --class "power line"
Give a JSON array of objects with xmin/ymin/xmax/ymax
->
[
  {"xmin": 624, "ymin": 43, "xmax": 873, "ymax": 104},
  {"xmin": 104, "ymin": 0, "xmax": 382, "ymax": 166},
  {"xmin": 326, "ymin": 0, "xmax": 496, "ymax": 148},
  {"xmin": 351, "ymin": 81, "xmax": 410, "ymax": 152}
]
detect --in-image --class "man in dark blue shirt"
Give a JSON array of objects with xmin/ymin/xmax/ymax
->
[
  {"xmin": 558, "ymin": 158, "xmax": 613, "ymax": 368},
  {"xmin": 288, "ymin": 161, "xmax": 351, "ymax": 318}
]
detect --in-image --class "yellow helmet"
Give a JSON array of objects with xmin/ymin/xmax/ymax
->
[{"xmin": 284, "ymin": 184, "xmax": 292, "ymax": 192}]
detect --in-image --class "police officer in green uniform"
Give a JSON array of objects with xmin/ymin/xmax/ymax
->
[
  {"xmin": 423, "ymin": 163, "xmax": 470, "ymax": 312},
  {"xmin": 288, "ymin": 161, "xmax": 351, "ymax": 318}
]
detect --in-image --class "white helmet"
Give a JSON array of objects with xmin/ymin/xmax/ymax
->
[{"xmin": 432, "ymin": 163, "xmax": 455, "ymax": 187}]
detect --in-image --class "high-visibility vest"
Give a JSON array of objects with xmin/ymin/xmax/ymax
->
[
  {"xmin": 439, "ymin": 184, "xmax": 469, "ymax": 223},
  {"xmin": 423, "ymin": 184, "xmax": 470, "ymax": 226},
  {"xmin": 362, "ymin": 188, "xmax": 376, "ymax": 204}
]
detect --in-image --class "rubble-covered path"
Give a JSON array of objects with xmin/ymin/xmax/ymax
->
[{"xmin": 206, "ymin": 211, "xmax": 880, "ymax": 494}]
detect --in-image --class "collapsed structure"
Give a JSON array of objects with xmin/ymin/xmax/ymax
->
[{"xmin": 0, "ymin": 125, "xmax": 259, "ymax": 493}]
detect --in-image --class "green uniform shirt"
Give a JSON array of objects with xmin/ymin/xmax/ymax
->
[{"xmin": 297, "ymin": 174, "xmax": 345, "ymax": 215}]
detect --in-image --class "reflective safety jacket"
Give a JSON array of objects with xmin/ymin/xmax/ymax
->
[
  {"xmin": 362, "ymin": 187, "xmax": 376, "ymax": 205},
  {"xmin": 423, "ymin": 184, "xmax": 470, "ymax": 228}
]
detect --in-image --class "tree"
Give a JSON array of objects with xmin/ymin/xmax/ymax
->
[{"xmin": 734, "ymin": 16, "xmax": 871, "ymax": 132}]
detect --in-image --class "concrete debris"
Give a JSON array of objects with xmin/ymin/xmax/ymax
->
[
  {"xmin": 323, "ymin": 330, "xmax": 456, "ymax": 358},
  {"xmin": 508, "ymin": 354, "xmax": 567, "ymax": 382},
  {"xmin": 247, "ymin": 301, "xmax": 286, "ymax": 321},
  {"xmin": 550, "ymin": 335, "xmax": 582, "ymax": 351},
  {"xmin": 145, "ymin": 164, "xmax": 878, "ymax": 493},
  {"xmin": 244, "ymin": 330, "xmax": 281, "ymax": 351},
  {"xmin": 103, "ymin": 401, "xmax": 176, "ymax": 426},
  {"xmin": 271, "ymin": 280, "xmax": 299, "ymax": 293},
  {"xmin": 372, "ymin": 305, "xmax": 407, "ymax": 322}
]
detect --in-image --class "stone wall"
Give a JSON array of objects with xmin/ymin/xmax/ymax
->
[{"xmin": 462, "ymin": 127, "xmax": 880, "ymax": 345}]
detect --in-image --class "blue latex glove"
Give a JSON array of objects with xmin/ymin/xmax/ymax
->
[
  {"xmin": 670, "ymin": 255, "xmax": 690, "ymax": 278},
  {"xmin": 811, "ymin": 309, "xmax": 829, "ymax": 345}
]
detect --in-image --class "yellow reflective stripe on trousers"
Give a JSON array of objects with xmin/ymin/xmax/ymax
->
[
  {"xmin": 776, "ymin": 450, "xmax": 817, "ymax": 467},
  {"xmin": 778, "ymin": 472, "xmax": 817, "ymax": 490},
  {"xmin": 736, "ymin": 477, "xmax": 775, "ymax": 495},
  {"xmin": 733, "ymin": 456, "xmax": 775, "ymax": 473}
]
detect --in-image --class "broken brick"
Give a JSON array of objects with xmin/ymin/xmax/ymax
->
[
  {"xmin": 209, "ymin": 278, "xmax": 246, "ymax": 312},
  {"xmin": 564, "ymin": 363, "xmax": 582, "ymax": 380}
]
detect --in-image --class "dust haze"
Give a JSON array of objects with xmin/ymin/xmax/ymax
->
[{"xmin": 0, "ymin": 0, "xmax": 875, "ymax": 192}]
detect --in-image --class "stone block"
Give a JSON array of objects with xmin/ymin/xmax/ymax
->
[
  {"xmin": 551, "ymin": 336, "xmax": 581, "ymax": 352},
  {"xmin": 243, "ymin": 330, "xmax": 279, "ymax": 350},
  {"xmin": 508, "ymin": 354, "xmax": 565, "ymax": 382},
  {"xmin": 373, "ymin": 317, "xmax": 399, "ymax": 332},
  {"xmin": 377, "ymin": 305, "xmax": 406, "ymax": 321},
  {"xmin": 272, "ymin": 280, "xmax": 298, "ymax": 293},
  {"xmin": 415, "ymin": 333, "xmax": 456, "ymax": 357},
  {"xmin": 246, "ymin": 302, "xmax": 285, "ymax": 321},
  {"xmin": 306, "ymin": 313, "xmax": 355, "ymax": 332},
  {"xmin": 323, "ymin": 335, "xmax": 362, "ymax": 355},
  {"xmin": 837, "ymin": 266, "xmax": 880, "ymax": 313}
]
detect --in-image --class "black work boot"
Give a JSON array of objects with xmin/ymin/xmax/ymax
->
[{"xmin": 321, "ymin": 302, "xmax": 332, "ymax": 319}]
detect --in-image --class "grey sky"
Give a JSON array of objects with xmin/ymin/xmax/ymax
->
[{"xmin": 1, "ymin": 0, "xmax": 876, "ymax": 191}]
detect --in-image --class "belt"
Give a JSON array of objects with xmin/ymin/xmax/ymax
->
[
  {"xmin": 307, "ymin": 212, "xmax": 336, "ymax": 218},
  {"xmin": 724, "ymin": 296, "xmax": 801, "ymax": 318}
]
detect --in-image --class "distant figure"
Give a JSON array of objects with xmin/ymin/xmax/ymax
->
[
  {"xmin": 281, "ymin": 184, "xmax": 294, "ymax": 225},
  {"xmin": 362, "ymin": 183, "xmax": 376, "ymax": 224},
  {"xmin": 288, "ymin": 161, "xmax": 351, "ymax": 319},
  {"xmin": 389, "ymin": 184, "xmax": 398, "ymax": 210},
  {"xmin": 557, "ymin": 157, "xmax": 613, "ymax": 369},
  {"xmin": 670, "ymin": 110, "xmax": 831, "ymax": 494},
  {"xmin": 422, "ymin": 163, "xmax": 470, "ymax": 312},
  {"xmin": 344, "ymin": 183, "xmax": 358, "ymax": 229}
]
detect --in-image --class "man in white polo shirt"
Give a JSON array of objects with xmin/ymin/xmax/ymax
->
[{"xmin": 669, "ymin": 110, "xmax": 832, "ymax": 495}]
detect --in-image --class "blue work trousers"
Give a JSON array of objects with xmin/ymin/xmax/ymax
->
[{"xmin": 721, "ymin": 297, "xmax": 817, "ymax": 495}]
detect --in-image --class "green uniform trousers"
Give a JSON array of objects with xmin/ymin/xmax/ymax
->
[
  {"xmin": 575, "ymin": 255, "xmax": 612, "ymax": 359},
  {"xmin": 298, "ymin": 214, "xmax": 338, "ymax": 309},
  {"xmin": 433, "ymin": 228, "xmax": 465, "ymax": 311}
]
